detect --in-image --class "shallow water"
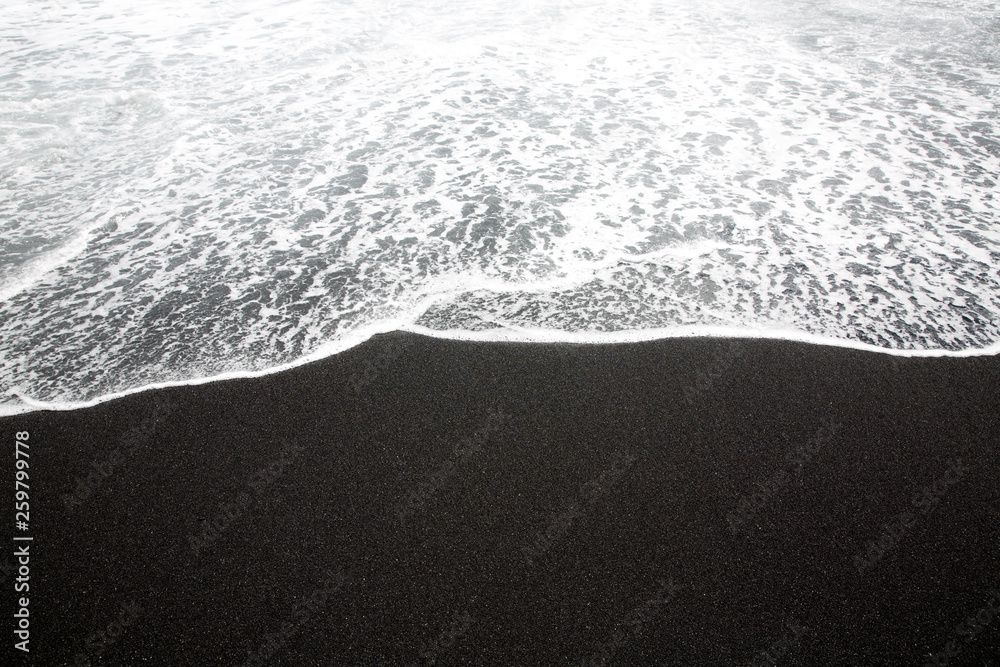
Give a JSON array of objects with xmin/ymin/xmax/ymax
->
[{"xmin": 1, "ymin": 0, "xmax": 998, "ymax": 411}]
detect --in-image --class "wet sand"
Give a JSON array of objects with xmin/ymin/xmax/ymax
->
[{"xmin": 3, "ymin": 332, "xmax": 999, "ymax": 665}]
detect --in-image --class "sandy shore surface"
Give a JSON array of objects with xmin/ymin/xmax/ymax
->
[{"xmin": 3, "ymin": 332, "xmax": 999, "ymax": 665}]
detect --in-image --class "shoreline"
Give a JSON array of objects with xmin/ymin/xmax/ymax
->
[
  {"xmin": 2, "ymin": 332, "xmax": 999, "ymax": 664},
  {"xmin": 5, "ymin": 326, "xmax": 1000, "ymax": 417}
]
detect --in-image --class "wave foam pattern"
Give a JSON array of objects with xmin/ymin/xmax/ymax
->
[{"xmin": 1, "ymin": 0, "xmax": 999, "ymax": 408}]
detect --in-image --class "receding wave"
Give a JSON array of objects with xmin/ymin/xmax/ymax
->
[{"xmin": 1, "ymin": 0, "xmax": 998, "ymax": 411}]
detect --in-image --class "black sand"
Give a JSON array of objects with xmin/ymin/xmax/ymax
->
[{"xmin": 3, "ymin": 333, "xmax": 999, "ymax": 666}]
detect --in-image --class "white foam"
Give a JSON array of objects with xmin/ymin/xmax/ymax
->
[
  {"xmin": 0, "ymin": 224, "xmax": 90, "ymax": 302},
  {"xmin": 2, "ymin": 0, "xmax": 999, "ymax": 413},
  {"xmin": 2, "ymin": 316, "xmax": 412, "ymax": 416},
  {"xmin": 400, "ymin": 323, "xmax": 1000, "ymax": 357},
  {"xmin": 4, "ymin": 323, "xmax": 997, "ymax": 418}
]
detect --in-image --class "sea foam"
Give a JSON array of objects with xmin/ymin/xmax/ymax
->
[{"xmin": 1, "ymin": 0, "xmax": 998, "ymax": 412}]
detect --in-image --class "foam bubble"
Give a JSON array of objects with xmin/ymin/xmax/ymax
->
[{"xmin": 1, "ymin": 0, "xmax": 998, "ymax": 412}]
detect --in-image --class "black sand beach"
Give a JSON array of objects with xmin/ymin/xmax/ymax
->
[{"xmin": 3, "ymin": 332, "xmax": 999, "ymax": 666}]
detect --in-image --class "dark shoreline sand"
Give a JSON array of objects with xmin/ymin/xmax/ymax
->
[{"xmin": 3, "ymin": 332, "xmax": 999, "ymax": 665}]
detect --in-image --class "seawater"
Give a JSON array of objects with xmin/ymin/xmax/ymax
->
[{"xmin": 2, "ymin": 0, "xmax": 999, "ymax": 413}]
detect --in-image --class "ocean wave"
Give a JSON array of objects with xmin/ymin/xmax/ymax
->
[{"xmin": 1, "ymin": 0, "xmax": 998, "ymax": 411}]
